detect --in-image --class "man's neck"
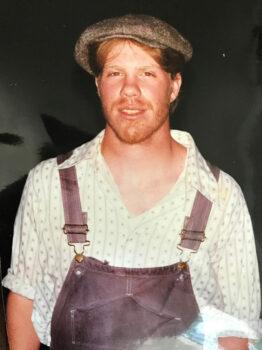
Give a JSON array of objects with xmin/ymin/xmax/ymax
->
[
  {"xmin": 101, "ymin": 124, "xmax": 179, "ymax": 171},
  {"xmin": 100, "ymin": 125, "xmax": 187, "ymax": 215}
]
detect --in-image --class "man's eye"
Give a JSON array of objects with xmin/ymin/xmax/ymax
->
[
  {"xmin": 144, "ymin": 71, "xmax": 156, "ymax": 77},
  {"xmin": 107, "ymin": 71, "xmax": 120, "ymax": 77}
]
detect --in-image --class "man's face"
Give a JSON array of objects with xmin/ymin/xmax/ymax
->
[{"xmin": 96, "ymin": 41, "xmax": 181, "ymax": 144}]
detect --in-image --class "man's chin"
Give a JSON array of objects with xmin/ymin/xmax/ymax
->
[{"xmin": 113, "ymin": 128, "xmax": 156, "ymax": 145}]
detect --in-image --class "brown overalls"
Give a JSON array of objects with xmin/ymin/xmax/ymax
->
[{"xmin": 50, "ymin": 154, "xmax": 219, "ymax": 350}]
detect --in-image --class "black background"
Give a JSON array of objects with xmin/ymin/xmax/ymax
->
[{"xmin": 0, "ymin": 0, "xmax": 262, "ymax": 298}]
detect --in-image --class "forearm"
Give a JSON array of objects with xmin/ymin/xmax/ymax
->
[
  {"xmin": 218, "ymin": 337, "xmax": 248, "ymax": 350},
  {"xmin": 6, "ymin": 292, "xmax": 40, "ymax": 350}
]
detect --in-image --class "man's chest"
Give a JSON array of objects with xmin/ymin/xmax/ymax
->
[
  {"xmin": 41, "ymin": 170, "xmax": 193, "ymax": 268},
  {"xmin": 112, "ymin": 177, "xmax": 184, "ymax": 216},
  {"xmin": 40, "ymin": 163, "xmax": 219, "ymax": 269}
]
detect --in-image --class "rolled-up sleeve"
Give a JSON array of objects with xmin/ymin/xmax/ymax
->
[
  {"xmin": 2, "ymin": 168, "xmax": 40, "ymax": 299},
  {"xmin": 210, "ymin": 177, "xmax": 261, "ymax": 339}
]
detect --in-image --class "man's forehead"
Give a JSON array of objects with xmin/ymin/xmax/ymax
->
[{"xmin": 101, "ymin": 40, "xmax": 161, "ymax": 67}]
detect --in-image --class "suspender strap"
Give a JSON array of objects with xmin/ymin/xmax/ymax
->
[
  {"xmin": 178, "ymin": 163, "xmax": 220, "ymax": 252},
  {"xmin": 207, "ymin": 162, "xmax": 220, "ymax": 182},
  {"xmin": 179, "ymin": 191, "xmax": 212, "ymax": 251},
  {"xmin": 57, "ymin": 152, "xmax": 88, "ymax": 244},
  {"xmin": 59, "ymin": 167, "xmax": 88, "ymax": 243},
  {"xmin": 57, "ymin": 151, "xmax": 73, "ymax": 165}
]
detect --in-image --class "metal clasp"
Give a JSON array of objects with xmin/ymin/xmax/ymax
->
[
  {"xmin": 177, "ymin": 261, "xmax": 188, "ymax": 270},
  {"xmin": 68, "ymin": 241, "xmax": 90, "ymax": 263},
  {"xmin": 176, "ymin": 244, "xmax": 197, "ymax": 264}
]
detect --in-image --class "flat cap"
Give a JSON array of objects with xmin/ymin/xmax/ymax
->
[{"xmin": 74, "ymin": 14, "xmax": 193, "ymax": 75}]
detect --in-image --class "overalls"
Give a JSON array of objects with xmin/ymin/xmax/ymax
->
[{"xmin": 50, "ymin": 153, "xmax": 219, "ymax": 350}]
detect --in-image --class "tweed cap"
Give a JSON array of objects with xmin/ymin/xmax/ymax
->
[{"xmin": 75, "ymin": 14, "xmax": 193, "ymax": 75}]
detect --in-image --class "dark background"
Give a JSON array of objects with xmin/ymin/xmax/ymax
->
[{"xmin": 0, "ymin": 0, "xmax": 262, "ymax": 297}]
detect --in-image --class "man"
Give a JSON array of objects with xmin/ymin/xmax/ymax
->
[{"xmin": 2, "ymin": 14, "xmax": 261, "ymax": 350}]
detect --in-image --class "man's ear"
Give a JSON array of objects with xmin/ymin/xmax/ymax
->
[
  {"xmin": 170, "ymin": 73, "xmax": 182, "ymax": 103},
  {"xmin": 95, "ymin": 77, "xmax": 100, "ymax": 97}
]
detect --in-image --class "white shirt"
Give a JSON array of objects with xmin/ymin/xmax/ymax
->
[{"xmin": 2, "ymin": 130, "xmax": 261, "ymax": 346}]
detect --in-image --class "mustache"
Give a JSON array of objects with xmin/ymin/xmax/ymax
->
[{"xmin": 113, "ymin": 97, "xmax": 152, "ymax": 109}]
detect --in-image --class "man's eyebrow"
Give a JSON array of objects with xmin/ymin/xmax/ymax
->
[
  {"xmin": 138, "ymin": 65, "xmax": 160, "ymax": 70},
  {"xmin": 103, "ymin": 65, "xmax": 123, "ymax": 69},
  {"xmin": 103, "ymin": 65, "xmax": 160, "ymax": 70}
]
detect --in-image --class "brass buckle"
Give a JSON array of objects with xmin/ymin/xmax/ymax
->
[
  {"xmin": 68, "ymin": 241, "xmax": 90, "ymax": 263},
  {"xmin": 177, "ymin": 261, "xmax": 188, "ymax": 270}
]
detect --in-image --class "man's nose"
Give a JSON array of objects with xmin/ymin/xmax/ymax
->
[{"xmin": 120, "ymin": 75, "xmax": 141, "ymax": 98}]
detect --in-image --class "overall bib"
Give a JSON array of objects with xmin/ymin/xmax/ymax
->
[{"xmin": 50, "ymin": 154, "xmax": 219, "ymax": 350}]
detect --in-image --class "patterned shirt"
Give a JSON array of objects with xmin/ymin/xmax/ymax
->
[{"xmin": 2, "ymin": 130, "xmax": 261, "ymax": 346}]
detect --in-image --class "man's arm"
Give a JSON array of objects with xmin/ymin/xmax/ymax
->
[
  {"xmin": 6, "ymin": 292, "xmax": 40, "ymax": 350},
  {"xmin": 218, "ymin": 337, "xmax": 248, "ymax": 350},
  {"xmin": 208, "ymin": 173, "xmax": 261, "ymax": 347}
]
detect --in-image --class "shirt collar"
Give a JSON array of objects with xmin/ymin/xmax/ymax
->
[
  {"xmin": 57, "ymin": 129, "xmax": 105, "ymax": 169},
  {"xmin": 58, "ymin": 129, "xmax": 220, "ymax": 205},
  {"xmin": 170, "ymin": 130, "xmax": 220, "ymax": 205}
]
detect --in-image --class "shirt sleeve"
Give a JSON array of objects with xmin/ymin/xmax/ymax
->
[
  {"xmin": 2, "ymin": 167, "xmax": 40, "ymax": 299},
  {"xmin": 210, "ymin": 173, "xmax": 261, "ymax": 339}
]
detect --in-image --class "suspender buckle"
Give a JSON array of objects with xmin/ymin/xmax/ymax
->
[
  {"xmin": 177, "ymin": 261, "xmax": 188, "ymax": 270},
  {"xmin": 63, "ymin": 224, "xmax": 89, "ymax": 235},
  {"xmin": 180, "ymin": 229, "xmax": 206, "ymax": 242}
]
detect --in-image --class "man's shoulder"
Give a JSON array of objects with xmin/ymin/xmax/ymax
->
[
  {"xmin": 29, "ymin": 131, "xmax": 104, "ymax": 179},
  {"xmin": 216, "ymin": 168, "xmax": 245, "ymax": 206},
  {"xmin": 173, "ymin": 129, "xmax": 244, "ymax": 207},
  {"xmin": 198, "ymin": 160, "xmax": 245, "ymax": 211}
]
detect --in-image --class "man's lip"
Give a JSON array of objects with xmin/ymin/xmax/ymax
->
[{"xmin": 119, "ymin": 108, "xmax": 146, "ymax": 116}]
